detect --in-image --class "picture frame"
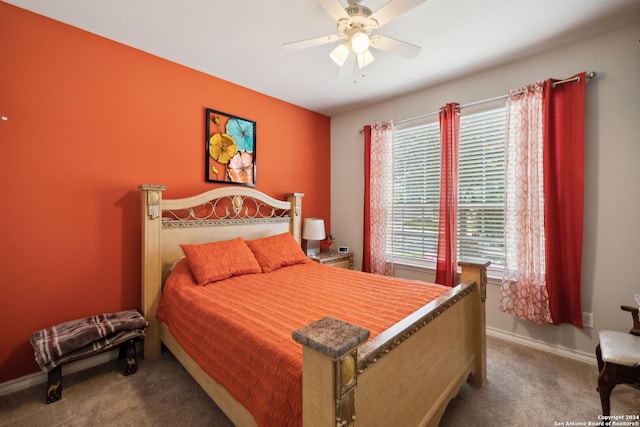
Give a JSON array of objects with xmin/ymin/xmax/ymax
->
[
  {"xmin": 338, "ymin": 246, "xmax": 350, "ymax": 253},
  {"xmin": 205, "ymin": 108, "xmax": 256, "ymax": 186}
]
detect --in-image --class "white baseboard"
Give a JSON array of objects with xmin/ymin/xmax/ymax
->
[
  {"xmin": 487, "ymin": 326, "xmax": 598, "ymax": 366},
  {"xmin": 0, "ymin": 349, "xmax": 119, "ymax": 397}
]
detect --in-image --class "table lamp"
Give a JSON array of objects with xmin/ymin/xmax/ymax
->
[{"xmin": 302, "ymin": 218, "xmax": 325, "ymax": 256}]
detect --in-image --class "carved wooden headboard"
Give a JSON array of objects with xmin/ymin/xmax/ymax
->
[{"xmin": 139, "ymin": 184, "xmax": 303, "ymax": 357}]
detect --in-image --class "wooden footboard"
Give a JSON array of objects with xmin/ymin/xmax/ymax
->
[{"xmin": 293, "ymin": 260, "xmax": 489, "ymax": 427}]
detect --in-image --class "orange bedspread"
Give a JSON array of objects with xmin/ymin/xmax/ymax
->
[{"xmin": 157, "ymin": 260, "xmax": 449, "ymax": 427}]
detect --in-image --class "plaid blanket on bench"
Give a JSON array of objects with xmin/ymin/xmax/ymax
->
[{"xmin": 30, "ymin": 309, "xmax": 147, "ymax": 372}]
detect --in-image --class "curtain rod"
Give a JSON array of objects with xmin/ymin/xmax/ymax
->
[{"xmin": 358, "ymin": 71, "xmax": 596, "ymax": 132}]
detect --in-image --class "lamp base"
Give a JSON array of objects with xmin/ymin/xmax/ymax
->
[{"xmin": 302, "ymin": 239, "xmax": 320, "ymax": 256}]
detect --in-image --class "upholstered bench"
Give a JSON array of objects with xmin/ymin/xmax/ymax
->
[{"xmin": 30, "ymin": 310, "xmax": 147, "ymax": 403}]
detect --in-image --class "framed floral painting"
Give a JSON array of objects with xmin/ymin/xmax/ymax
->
[{"xmin": 205, "ymin": 108, "xmax": 256, "ymax": 185}]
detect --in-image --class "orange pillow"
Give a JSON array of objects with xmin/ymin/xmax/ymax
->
[
  {"xmin": 246, "ymin": 232, "xmax": 311, "ymax": 273},
  {"xmin": 180, "ymin": 238, "xmax": 262, "ymax": 286}
]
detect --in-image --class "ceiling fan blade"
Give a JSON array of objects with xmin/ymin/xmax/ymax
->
[
  {"xmin": 338, "ymin": 51, "xmax": 356, "ymax": 78},
  {"xmin": 370, "ymin": 34, "xmax": 421, "ymax": 58},
  {"xmin": 370, "ymin": 0, "xmax": 427, "ymax": 27},
  {"xmin": 318, "ymin": 0, "xmax": 350, "ymax": 22},
  {"xmin": 283, "ymin": 34, "xmax": 342, "ymax": 50}
]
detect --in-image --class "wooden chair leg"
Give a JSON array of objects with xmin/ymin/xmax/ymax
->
[
  {"xmin": 598, "ymin": 362, "xmax": 616, "ymax": 416},
  {"xmin": 596, "ymin": 344, "xmax": 604, "ymax": 374}
]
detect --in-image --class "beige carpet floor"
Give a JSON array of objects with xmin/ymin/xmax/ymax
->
[
  {"xmin": 440, "ymin": 337, "xmax": 638, "ymax": 426},
  {"xmin": 1, "ymin": 336, "xmax": 638, "ymax": 426}
]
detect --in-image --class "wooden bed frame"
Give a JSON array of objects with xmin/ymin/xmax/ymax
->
[{"xmin": 139, "ymin": 184, "xmax": 489, "ymax": 427}]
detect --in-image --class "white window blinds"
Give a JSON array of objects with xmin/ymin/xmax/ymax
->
[
  {"xmin": 458, "ymin": 108, "xmax": 506, "ymax": 265},
  {"xmin": 390, "ymin": 122, "xmax": 441, "ymax": 263},
  {"xmin": 390, "ymin": 107, "xmax": 506, "ymax": 267}
]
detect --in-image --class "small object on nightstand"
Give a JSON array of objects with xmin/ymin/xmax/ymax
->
[{"xmin": 309, "ymin": 251, "xmax": 353, "ymax": 270}]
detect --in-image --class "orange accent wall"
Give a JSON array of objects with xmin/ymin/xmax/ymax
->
[{"xmin": 0, "ymin": 3, "xmax": 330, "ymax": 383}]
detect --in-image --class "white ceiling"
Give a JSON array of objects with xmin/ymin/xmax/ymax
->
[{"xmin": 6, "ymin": 0, "xmax": 640, "ymax": 116}]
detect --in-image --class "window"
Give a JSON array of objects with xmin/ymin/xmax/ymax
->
[{"xmin": 389, "ymin": 107, "xmax": 506, "ymax": 268}]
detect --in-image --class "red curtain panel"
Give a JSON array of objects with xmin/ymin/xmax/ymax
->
[
  {"xmin": 363, "ymin": 125, "xmax": 372, "ymax": 273},
  {"xmin": 435, "ymin": 103, "xmax": 460, "ymax": 286},
  {"xmin": 543, "ymin": 72, "xmax": 586, "ymax": 327}
]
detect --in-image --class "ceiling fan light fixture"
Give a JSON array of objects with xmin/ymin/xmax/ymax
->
[
  {"xmin": 351, "ymin": 31, "xmax": 370, "ymax": 54},
  {"xmin": 286, "ymin": 0, "xmax": 426, "ymax": 74},
  {"xmin": 330, "ymin": 43, "xmax": 350, "ymax": 66},
  {"xmin": 357, "ymin": 49, "xmax": 375, "ymax": 68}
]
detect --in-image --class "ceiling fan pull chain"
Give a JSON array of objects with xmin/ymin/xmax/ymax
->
[{"xmin": 353, "ymin": 53, "xmax": 359, "ymax": 84}]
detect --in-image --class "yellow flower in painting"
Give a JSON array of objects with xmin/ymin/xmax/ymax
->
[{"xmin": 209, "ymin": 133, "xmax": 237, "ymax": 164}]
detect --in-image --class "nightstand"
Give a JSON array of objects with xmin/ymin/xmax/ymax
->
[{"xmin": 309, "ymin": 251, "xmax": 353, "ymax": 269}]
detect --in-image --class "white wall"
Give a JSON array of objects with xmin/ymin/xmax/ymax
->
[{"xmin": 330, "ymin": 21, "xmax": 640, "ymax": 359}]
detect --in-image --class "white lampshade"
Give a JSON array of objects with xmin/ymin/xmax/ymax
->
[
  {"xmin": 302, "ymin": 218, "xmax": 326, "ymax": 240},
  {"xmin": 330, "ymin": 43, "xmax": 350, "ymax": 67},
  {"xmin": 351, "ymin": 32, "xmax": 370, "ymax": 54},
  {"xmin": 357, "ymin": 50, "xmax": 375, "ymax": 69}
]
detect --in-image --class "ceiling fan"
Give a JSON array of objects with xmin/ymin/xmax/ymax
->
[{"xmin": 284, "ymin": 0, "xmax": 426, "ymax": 77}]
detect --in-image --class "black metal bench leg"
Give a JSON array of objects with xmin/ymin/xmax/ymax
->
[
  {"xmin": 46, "ymin": 365, "xmax": 62, "ymax": 404},
  {"xmin": 119, "ymin": 340, "xmax": 137, "ymax": 376}
]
